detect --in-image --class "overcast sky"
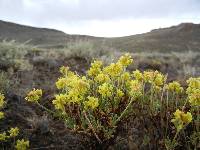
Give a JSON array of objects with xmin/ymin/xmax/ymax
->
[{"xmin": 0, "ymin": 0, "xmax": 200, "ymax": 37}]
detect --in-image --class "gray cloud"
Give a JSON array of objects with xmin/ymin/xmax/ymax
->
[
  {"xmin": 0, "ymin": 0, "xmax": 200, "ymax": 36},
  {"xmin": 0, "ymin": 0, "xmax": 200, "ymax": 22}
]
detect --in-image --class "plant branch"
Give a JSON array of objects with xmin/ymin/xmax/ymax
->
[
  {"xmin": 36, "ymin": 102, "xmax": 55, "ymax": 115},
  {"xmin": 114, "ymin": 97, "xmax": 134, "ymax": 125},
  {"xmin": 83, "ymin": 111, "xmax": 102, "ymax": 143}
]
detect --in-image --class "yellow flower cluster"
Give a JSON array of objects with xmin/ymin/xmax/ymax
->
[
  {"xmin": 75, "ymin": 76, "xmax": 90, "ymax": 94},
  {"xmin": 94, "ymin": 73, "xmax": 110, "ymax": 83},
  {"xmin": 87, "ymin": 60, "xmax": 103, "ymax": 77},
  {"xmin": 53, "ymin": 54, "xmax": 135, "ymax": 114},
  {"xmin": 128, "ymin": 80, "xmax": 142, "ymax": 98},
  {"xmin": 59, "ymin": 66, "xmax": 69, "ymax": 75},
  {"xmin": 9, "ymin": 127, "xmax": 19, "ymax": 137},
  {"xmin": 120, "ymin": 72, "xmax": 131, "ymax": 82},
  {"xmin": 186, "ymin": 77, "xmax": 200, "ymax": 92},
  {"xmin": 116, "ymin": 89, "xmax": 124, "ymax": 98},
  {"xmin": 103, "ymin": 62, "xmax": 123, "ymax": 78},
  {"xmin": 133, "ymin": 69, "xmax": 143, "ymax": 81},
  {"xmin": 56, "ymin": 77, "xmax": 69, "ymax": 90},
  {"xmin": 15, "ymin": 139, "xmax": 30, "ymax": 150},
  {"xmin": 0, "ymin": 132, "xmax": 7, "ymax": 141},
  {"xmin": 57, "ymin": 73, "xmax": 89, "ymax": 93},
  {"xmin": 0, "ymin": 127, "xmax": 19, "ymax": 141},
  {"xmin": 143, "ymin": 70, "xmax": 165, "ymax": 86},
  {"xmin": 101, "ymin": 54, "xmax": 132, "ymax": 79},
  {"xmin": 167, "ymin": 81, "xmax": 183, "ymax": 93},
  {"xmin": 26, "ymin": 53, "xmax": 200, "ymax": 143},
  {"xmin": 56, "ymin": 70, "xmax": 77, "ymax": 90},
  {"xmin": 98, "ymin": 83, "xmax": 113, "ymax": 98},
  {"xmin": 25, "ymin": 88, "xmax": 42, "ymax": 103},
  {"xmin": 188, "ymin": 89, "xmax": 200, "ymax": 106},
  {"xmin": 171, "ymin": 109, "xmax": 192, "ymax": 131},
  {"xmin": 52, "ymin": 94, "xmax": 68, "ymax": 111},
  {"xmin": 133, "ymin": 69, "xmax": 166, "ymax": 93},
  {"xmin": 0, "ymin": 93, "xmax": 5, "ymax": 108},
  {"xmin": 154, "ymin": 73, "xmax": 165, "ymax": 86},
  {"xmin": 0, "ymin": 112, "xmax": 4, "ymax": 119},
  {"xmin": 143, "ymin": 71, "xmax": 152, "ymax": 82},
  {"xmin": 53, "ymin": 70, "xmax": 90, "ymax": 111},
  {"xmin": 118, "ymin": 53, "xmax": 133, "ymax": 67},
  {"xmin": 67, "ymin": 90, "xmax": 84, "ymax": 103},
  {"xmin": 84, "ymin": 96, "xmax": 99, "ymax": 110},
  {"xmin": 0, "ymin": 93, "xmax": 5, "ymax": 119},
  {"xmin": 186, "ymin": 77, "xmax": 200, "ymax": 106}
]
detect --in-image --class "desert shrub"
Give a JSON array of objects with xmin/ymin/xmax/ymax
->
[
  {"xmin": 0, "ymin": 41, "xmax": 28, "ymax": 60},
  {"xmin": 63, "ymin": 40, "xmax": 114, "ymax": 61},
  {"xmin": 0, "ymin": 71, "xmax": 10, "ymax": 93},
  {"xmin": 0, "ymin": 41, "xmax": 33, "ymax": 71},
  {"xmin": 25, "ymin": 54, "xmax": 199, "ymax": 149},
  {"xmin": 172, "ymin": 51, "xmax": 200, "ymax": 77}
]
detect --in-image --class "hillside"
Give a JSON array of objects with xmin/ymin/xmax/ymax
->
[
  {"xmin": 0, "ymin": 20, "xmax": 98, "ymax": 48},
  {"xmin": 110, "ymin": 23, "xmax": 200, "ymax": 52},
  {"xmin": 0, "ymin": 20, "xmax": 200, "ymax": 52}
]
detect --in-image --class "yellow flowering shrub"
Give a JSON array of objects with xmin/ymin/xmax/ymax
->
[
  {"xmin": 40, "ymin": 54, "xmax": 138, "ymax": 141},
  {"xmin": 25, "ymin": 53, "xmax": 199, "ymax": 147}
]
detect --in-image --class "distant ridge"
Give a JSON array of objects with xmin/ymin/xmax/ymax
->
[
  {"xmin": 0, "ymin": 20, "xmax": 200, "ymax": 52},
  {"xmin": 0, "ymin": 20, "xmax": 98, "ymax": 47},
  {"xmin": 110, "ymin": 23, "xmax": 200, "ymax": 52}
]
